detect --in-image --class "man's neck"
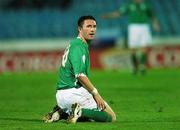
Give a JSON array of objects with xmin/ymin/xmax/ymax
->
[{"xmin": 77, "ymin": 35, "xmax": 88, "ymax": 44}]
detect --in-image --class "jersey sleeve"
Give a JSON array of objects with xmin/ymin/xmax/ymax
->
[
  {"xmin": 69, "ymin": 45, "xmax": 86, "ymax": 78},
  {"xmin": 146, "ymin": 3, "xmax": 154, "ymax": 18}
]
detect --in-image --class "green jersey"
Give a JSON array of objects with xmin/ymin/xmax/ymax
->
[
  {"xmin": 119, "ymin": 1, "xmax": 153, "ymax": 24},
  {"xmin": 56, "ymin": 37, "xmax": 90, "ymax": 90}
]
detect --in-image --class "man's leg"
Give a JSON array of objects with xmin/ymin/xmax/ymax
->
[
  {"xmin": 82, "ymin": 104, "xmax": 116, "ymax": 122},
  {"xmin": 139, "ymin": 48, "xmax": 147, "ymax": 74},
  {"xmin": 56, "ymin": 87, "xmax": 116, "ymax": 123},
  {"xmin": 67, "ymin": 102, "xmax": 116, "ymax": 123},
  {"xmin": 131, "ymin": 49, "xmax": 139, "ymax": 74},
  {"xmin": 43, "ymin": 105, "xmax": 69, "ymax": 123},
  {"xmin": 82, "ymin": 102, "xmax": 116, "ymax": 122},
  {"xmin": 103, "ymin": 103, "xmax": 116, "ymax": 122}
]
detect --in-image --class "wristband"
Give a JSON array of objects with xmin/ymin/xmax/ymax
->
[{"xmin": 91, "ymin": 88, "xmax": 98, "ymax": 95}]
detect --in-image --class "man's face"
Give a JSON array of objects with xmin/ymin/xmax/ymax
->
[{"xmin": 79, "ymin": 19, "xmax": 96, "ymax": 41}]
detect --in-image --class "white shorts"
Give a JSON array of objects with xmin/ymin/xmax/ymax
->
[
  {"xmin": 56, "ymin": 87, "xmax": 97, "ymax": 112},
  {"xmin": 128, "ymin": 24, "xmax": 152, "ymax": 48}
]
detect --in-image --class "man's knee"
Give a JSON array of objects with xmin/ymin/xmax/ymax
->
[
  {"xmin": 103, "ymin": 103, "xmax": 116, "ymax": 122},
  {"xmin": 110, "ymin": 113, "xmax": 116, "ymax": 122},
  {"xmin": 105, "ymin": 112, "xmax": 116, "ymax": 122}
]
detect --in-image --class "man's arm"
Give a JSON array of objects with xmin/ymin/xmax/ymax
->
[
  {"xmin": 101, "ymin": 11, "xmax": 121, "ymax": 19},
  {"xmin": 151, "ymin": 16, "xmax": 161, "ymax": 32},
  {"xmin": 147, "ymin": 6, "xmax": 161, "ymax": 32},
  {"xmin": 101, "ymin": 4, "xmax": 128, "ymax": 19},
  {"xmin": 78, "ymin": 75, "xmax": 106, "ymax": 110}
]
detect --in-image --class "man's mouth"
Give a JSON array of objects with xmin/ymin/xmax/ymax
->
[{"xmin": 89, "ymin": 33, "xmax": 95, "ymax": 36}]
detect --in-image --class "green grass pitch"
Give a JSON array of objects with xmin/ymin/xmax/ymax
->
[{"xmin": 0, "ymin": 69, "xmax": 180, "ymax": 130}]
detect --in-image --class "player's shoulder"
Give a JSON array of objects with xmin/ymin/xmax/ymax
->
[{"xmin": 70, "ymin": 38, "xmax": 83, "ymax": 48}]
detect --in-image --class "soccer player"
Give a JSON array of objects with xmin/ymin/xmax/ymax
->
[
  {"xmin": 43, "ymin": 15, "xmax": 116, "ymax": 123},
  {"xmin": 102, "ymin": 0, "xmax": 160, "ymax": 74}
]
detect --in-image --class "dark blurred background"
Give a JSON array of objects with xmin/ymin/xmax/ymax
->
[
  {"xmin": 0, "ymin": 0, "xmax": 179, "ymax": 39},
  {"xmin": 0, "ymin": 0, "xmax": 179, "ymax": 72}
]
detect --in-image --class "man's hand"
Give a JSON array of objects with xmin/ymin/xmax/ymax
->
[
  {"xmin": 152, "ymin": 18, "xmax": 161, "ymax": 32},
  {"xmin": 153, "ymin": 22, "xmax": 160, "ymax": 32},
  {"xmin": 77, "ymin": 75, "xmax": 106, "ymax": 110},
  {"xmin": 100, "ymin": 11, "xmax": 121, "ymax": 19},
  {"xmin": 93, "ymin": 94, "xmax": 106, "ymax": 110}
]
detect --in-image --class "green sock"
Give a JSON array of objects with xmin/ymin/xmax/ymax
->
[
  {"xmin": 81, "ymin": 108, "xmax": 112, "ymax": 122},
  {"xmin": 139, "ymin": 52, "xmax": 147, "ymax": 73},
  {"xmin": 140, "ymin": 52, "xmax": 147, "ymax": 65}
]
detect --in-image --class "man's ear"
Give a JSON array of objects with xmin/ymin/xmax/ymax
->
[{"xmin": 78, "ymin": 26, "xmax": 82, "ymax": 32}]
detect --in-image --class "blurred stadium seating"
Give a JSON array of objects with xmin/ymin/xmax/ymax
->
[
  {"xmin": 0, "ymin": 0, "xmax": 179, "ymax": 39},
  {"xmin": 0, "ymin": 0, "xmax": 179, "ymax": 72}
]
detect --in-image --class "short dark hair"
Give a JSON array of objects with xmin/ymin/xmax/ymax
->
[{"xmin": 78, "ymin": 15, "xmax": 96, "ymax": 27}]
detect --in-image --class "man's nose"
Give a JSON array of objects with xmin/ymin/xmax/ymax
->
[{"xmin": 91, "ymin": 28, "xmax": 96, "ymax": 31}]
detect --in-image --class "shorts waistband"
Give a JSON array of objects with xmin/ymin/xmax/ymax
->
[{"xmin": 57, "ymin": 86, "xmax": 81, "ymax": 91}]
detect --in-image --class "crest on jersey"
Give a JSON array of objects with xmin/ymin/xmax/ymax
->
[{"xmin": 82, "ymin": 55, "xmax": 86, "ymax": 64}]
